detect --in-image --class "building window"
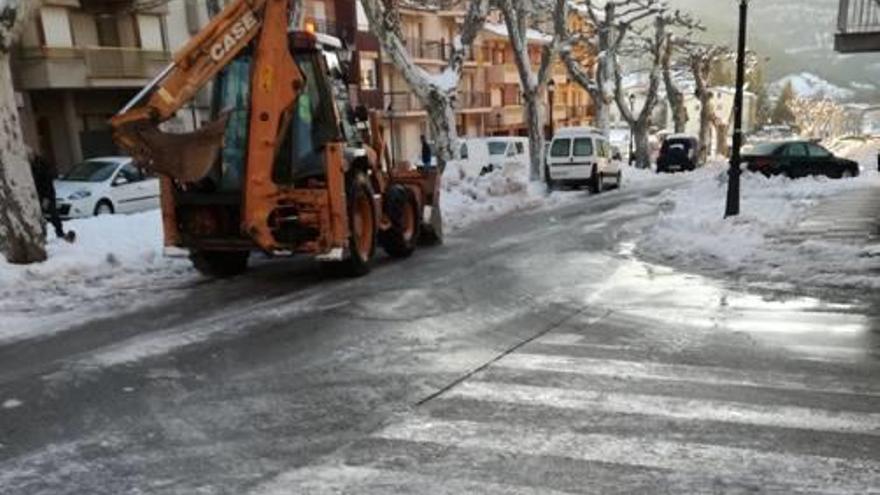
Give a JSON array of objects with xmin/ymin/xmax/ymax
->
[
  {"xmin": 95, "ymin": 15, "xmax": 121, "ymax": 47},
  {"xmin": 40, "ymin": 7, "xmax": 73, "ymax": 47},
  {"xmin": 137, "ymin": 14, "xmax": 165, "ymax": 51},
  {"xmin": 356, "ymin": 1, "xmax": 369, "ymax": 32},
  {"xmin": 360, "ymin": 58, "xmax": 377, "ymax": 90}
]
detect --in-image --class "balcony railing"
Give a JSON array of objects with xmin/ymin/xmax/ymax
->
[
  {"xmin": 838, "ymin": 0, "xmax": 880, "ymax": 33},
  {"xmin": 83, "ymin": 46, "xmax": 169, "ymax": 79},
  {"xmin": 17, "ymin": 45, "xmax": 170, "ymax": 80},
  {"xmin": 402, "ymin": 38, "xmax": 490, "ymax": 63},
  {"xmin": 458, "ymin": 92, "xmax": 490, "ymax": 109}
]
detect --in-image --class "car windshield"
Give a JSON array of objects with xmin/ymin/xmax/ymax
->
[
  {"xmin": 747, "ymin": 142, "xmax": 783, "ymax": 156},
  {"xmin": 488, "ymin": 142, "xmax": 508, "ymax": 155},
  {"xmin": 62, "ymin": 161, "xmax": 118, "ymax": 182},
  {"xmin": 664, "ymin": 139, "xmax": 693, "ymax": 152}
]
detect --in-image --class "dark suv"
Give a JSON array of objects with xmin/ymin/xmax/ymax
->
[{"xmin": 657, "ymin": 135, "xmax": 700, "ymax": 173}]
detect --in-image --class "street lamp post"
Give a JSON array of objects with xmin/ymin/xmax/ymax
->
[
  {"xmin": 726, "ymin": 0, "xmax": 749, "ymax": 217},
  {"xmin": 547, "ymin": 79, "xmax": 556, "ymax": 140},
  {"xmin": 628, "ymin": 93, "xmax": 636, "ymax": 165}
]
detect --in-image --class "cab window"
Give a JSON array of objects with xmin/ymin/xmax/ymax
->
[
  {"xmin": 550, "ymin": 138, "xmax": 571, "ymax": 158},
  {"xmin": 573, "ymin": 138, "xmax": 594, "ymax": 157}
]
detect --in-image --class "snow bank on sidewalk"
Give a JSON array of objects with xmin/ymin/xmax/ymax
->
[
  {"xmin": 0, "ymin": 210, "xmax": 191, "ymax": 339},
  {"xmin": 635, "ymin": 145, "xmax": 880, "ymax": 290},
  {"xmin": 441, "ymin": 162, "xmax": 579, "ymax": 231}
]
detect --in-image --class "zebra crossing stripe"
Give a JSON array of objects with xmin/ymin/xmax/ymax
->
[
  {"xmin": 495, "ymin": 353, "xmax": 880, "ymax": 397},
  {"xmin": 250, "ymin": 464, "xmax": 579, "ymax": 495},
  {"xmin": 375, "ymin": 418, "xmax": 880, "ymax": 494},
  {"xmin": 535, "ymin": 333, "xmax": 633, "ymax": 350},
  {"xmin": 445, "ymin": 380, "xmax": 880, "ymax": 435}
]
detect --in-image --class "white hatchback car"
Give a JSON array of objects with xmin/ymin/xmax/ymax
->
[
  {"xmin": 546, "ymin": 127, "xmax": 622, "ymax": 192},
  {"xmin": 54, "ymin": 157, "xmax": 161, "ymax": 219}
]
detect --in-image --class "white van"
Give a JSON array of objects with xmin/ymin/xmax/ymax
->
[
  {"xmin": 455, "ymin": 137, "xmax": 529, "ymax": 177},
  {"xmin": 546, "ymin": 127, "xmax": 622, "ymax": 192}
]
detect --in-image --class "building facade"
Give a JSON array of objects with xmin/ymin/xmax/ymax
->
[{"xmin": 13, "ymin": 0, "xmax": 174, "ymax": 172}]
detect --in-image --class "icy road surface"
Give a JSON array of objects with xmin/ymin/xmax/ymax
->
[{"xmin": 1, "ymin": 171, "xmax": 878, "ymax": 494}]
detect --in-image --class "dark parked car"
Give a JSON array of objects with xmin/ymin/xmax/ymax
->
[
  {"xmin": 657, "ymin": 135, "xmax": 700, "ymax": 173},
  {"xmin": 743, "ymin": 141, "xmax": 860, "ymax": 179}
]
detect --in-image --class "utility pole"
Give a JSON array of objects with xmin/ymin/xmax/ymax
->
[{"xmin": 725, "ymin": 0, "xmax": 748, "ymax": 217}]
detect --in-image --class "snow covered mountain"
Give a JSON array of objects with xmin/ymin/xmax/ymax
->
[
  {"xmin": 769, "ymin": 72, "xmax": 856, "ymax": 101},
  {"xmin": 667, "ymin": 0, "xmax": 880, "ymax": 101}
]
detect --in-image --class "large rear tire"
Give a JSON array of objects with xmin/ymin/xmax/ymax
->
[
  {"xmin": 190, "ymin": 250, "xmax": 249, "ymax": 278},
  {"xmin": 335, "ymin": 171, "xmax": 377, "ymax": 277},
  {"xmin": 379, "ymin": 184, "xmax": 419, "ymax": 259}
]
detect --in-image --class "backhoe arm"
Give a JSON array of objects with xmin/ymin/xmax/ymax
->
[{"xmin": 110, "ymin": 0, "xmax": 298, "ymax": 182}]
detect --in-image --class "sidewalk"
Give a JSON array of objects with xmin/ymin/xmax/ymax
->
[{"xmin": 773, "ymin": 185, "xmax": 880, "ymax": 246}]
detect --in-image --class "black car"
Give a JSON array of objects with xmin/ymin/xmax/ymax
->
[
  {"xmin": 743, "ymin": 141, "xmax": 860, "ymax": 179},
  {"xmin": 657, "ymin": 135, "xmax": 700, "ymax": 173}
]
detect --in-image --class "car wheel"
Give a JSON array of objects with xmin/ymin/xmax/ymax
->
[
  {"xmin": 615, "ymin": 171, "xmax": 622, "ymax": 189},
  {"xmin": 589, "ymin": 166, "xmax": 603, "ymax": 194},
  {"xmin": 841, "ymin": 169, "xmax": 854, "ymax": 179},
  {"xmin": 94, "ymin": 200, "xmax": 114, "ymax": 216}
]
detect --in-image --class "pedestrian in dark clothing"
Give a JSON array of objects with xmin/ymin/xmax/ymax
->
[
  {"xmin": 420, "ymin": 134, "xmax": 433, "ymax": 168},
  {"xmin": 30, "ymin": 152, "xmax": 74, "ymax": 243}
]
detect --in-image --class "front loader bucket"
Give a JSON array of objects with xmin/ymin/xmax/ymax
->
[{"xmin": 114, "ymin": 115, "xmax": 229, "ymax": 183}]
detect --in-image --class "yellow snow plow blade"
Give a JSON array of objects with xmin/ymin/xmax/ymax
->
[{"xmin": 113, "ymin": 115, "xmax": 228, "ymax": 183}]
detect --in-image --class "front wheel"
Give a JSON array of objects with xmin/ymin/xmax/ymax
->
[
  {"xmin": 94, "ymin": 200, "xmax": 114, "ymax": 216},
  {"xmin": 190, "ymin": 250, "xmax": 249, "ymax": 277},
  {"xmin": 334, "ymin": 171, "xmax": 377, "ymax": 277}
]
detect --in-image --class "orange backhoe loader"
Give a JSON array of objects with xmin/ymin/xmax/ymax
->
[{"xmin": 111, "ymin": 0, "xmax": 441, "ymax": 276}]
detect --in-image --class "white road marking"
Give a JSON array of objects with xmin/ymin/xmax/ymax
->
[
  {"xmin": 250, "ymin": 464, "xmax": 579, "ymax": 495},
  {"xmin": 446, "ymin": 380, "xmax": 880, "ymax": 435},
  {"xmin": 495, "ymin": 353, "xmax": 880, "ymax": 397},
  {"xmin": 534, "ymin": 333, "xmax": 633, "ymax": 350},
  {"xmin": 376, "ymin": 418, "xmax": 880, "ymax": 494}
]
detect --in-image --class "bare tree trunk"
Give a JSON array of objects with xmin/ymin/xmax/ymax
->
[
  {"xmin": 0, "ymin": 53, "xmax": 47, "ymax": 263},
  {"xmin": 715, "ymin": 122, "xmax": 729, "ymax": 156},
  {"xmin": 522, "ymin": 92, "xmax": 544, "ymax": 181},
  {"xmin": 662, "ymin": 37, "xmax": 687, "ymax": 133},
  {"xmin": 697, "ymin": 96, "xmax": 713, "ymax": 162},
  {"xmin": 633, "ymin": 121, "xmax": 651, "ymax": 170}
]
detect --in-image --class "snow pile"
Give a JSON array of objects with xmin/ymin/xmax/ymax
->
[
  {"xmin": 635, "ymin": 158, "xmax": 880, "ymax": 290},
  {"xmin": 0, "ymin": 210, "xmax": 191, "ymax": 317},
  {"xmin": 441, "ymin": 161, "xmax": 577, "ymax": 232}
]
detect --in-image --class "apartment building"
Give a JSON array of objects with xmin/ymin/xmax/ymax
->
[{"xmin": 13, "ymin": 0, "xmax": 173, "ymax": 172}]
